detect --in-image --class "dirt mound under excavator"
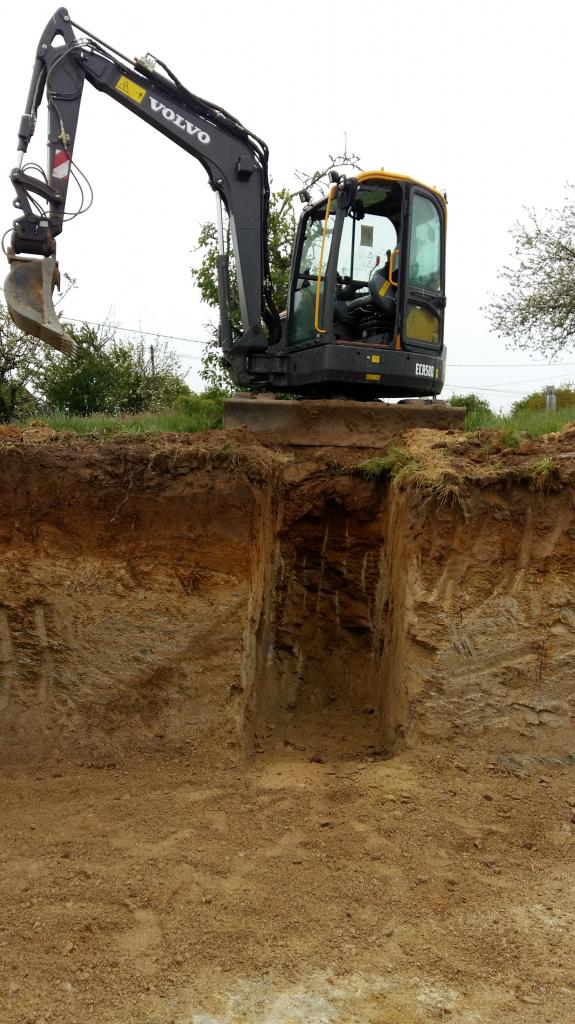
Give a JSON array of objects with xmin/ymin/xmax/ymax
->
[
  {"xmin": 1, "ymin": 423, "xmax": 575, "ymax": 1023},
  {"xmin": 223, "ymin": 395, "xmax": 465, "ymax": 447}
]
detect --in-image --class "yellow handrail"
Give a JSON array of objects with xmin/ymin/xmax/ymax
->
[
  {"xmin": 313, "ymin": 186, "xmax": 336, "ymax": 335},
  {"xmin": 388, "ymin": 247, "xmax": 399, "ymax": 287}
]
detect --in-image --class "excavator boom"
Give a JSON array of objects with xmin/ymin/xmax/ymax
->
[{"xmin": 5, "ymin": 7, "xmax": 279, "ymax": 362}]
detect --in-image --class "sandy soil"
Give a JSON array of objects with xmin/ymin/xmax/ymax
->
[
  {"xmin": 1, "ymin": 423, "xmax": 575, "ymax": 1022},
  {"xmin": 1, "ymin": 743, "xmax": 575, "ymax": 1024}
]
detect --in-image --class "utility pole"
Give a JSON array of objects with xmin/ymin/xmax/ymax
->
[
  {"xmin": 545, "ymin": 385, "xmax": 556, "ymax": 412},
  {"xmin": 150, "ymin": 344, "xmax": 155, "ymax": 374}
]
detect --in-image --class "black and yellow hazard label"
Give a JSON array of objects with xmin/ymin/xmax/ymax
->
[
  {"xmin": 115, "ymin": 76, "xmax": 147, "ymax": 103},
  {"xmin": 370, "ymin": 354, "xmax": 381, "ymax": 364}
]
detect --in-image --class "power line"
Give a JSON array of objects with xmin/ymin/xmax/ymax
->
[
  {"xmin": 472, "ymin": 372, "xmax": 575, "ymax": 387},
  {"xmin": 4, "ymin": 288, "xmax": 575, "ymax": 379},
  {"xmin": 444, "ymin": 369, "xmax": 575, "ymax": 393},
  {"xmin": 63, "ymin": 317, "xmax": 208, "ymax": 346},
  {"xmin": 450, "ymin": 362, "xmax": 575, "ymax": 368},
  {"xmin": 3, "ymin": 285, "xmax": 575, "ymax": 364},
  {"xmin": 444, "ymin": 384, "xmax": 529, "ymax": 396}
]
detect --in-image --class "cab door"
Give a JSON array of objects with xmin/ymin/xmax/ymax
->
[{"xmin": 401, "ymin": 188, "xmax": 446, "ymax": 351}]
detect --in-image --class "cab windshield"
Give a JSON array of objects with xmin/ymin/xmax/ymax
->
[
  {"xmin": 291, "ymin": 184, "xmax": 402, "ymax": 343},
  {"xmin": 337, "ymin": 186, "xmax": 400, "ymax": 291}
]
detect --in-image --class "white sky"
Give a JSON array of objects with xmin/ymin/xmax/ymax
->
[{"xmin": 2, "ymin": 0, "xmax": 575, "ymax": 409}]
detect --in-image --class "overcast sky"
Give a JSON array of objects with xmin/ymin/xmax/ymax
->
[{"xmin": 2, "ymin": 0, "xmax": 574, "ymax": 408}]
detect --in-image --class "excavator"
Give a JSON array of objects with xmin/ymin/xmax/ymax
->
[{"xmin": 4, "ymin": 9, "xmax": 461, "ymax": 443}]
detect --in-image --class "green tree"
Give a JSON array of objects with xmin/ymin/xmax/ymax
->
[
  {"xmin": 0, "ymin": 301, "xmax": 44, "ymax": 422},
  {"xmin": 449, "ymin": 393, "xmax": 492, "ymax": 415},
  {"xmin": 37, "ymin": 323, "xmax": 189, "ymax": 415},
  {"xmin": 486, "ymin": 185, "xmax": 575, "ymax": 355},
  {"xmin": 191, "ymin": 149, "xmax": 362, "ymax": 391},
  {"xmin": 511, "ymin": 383, "xmax": 575, "ymax": 414}
]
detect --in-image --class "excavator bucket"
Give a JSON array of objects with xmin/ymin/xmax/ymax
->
[{"xmin": 4, "ymin": 257, "xmax": 76, "ymax": 357}]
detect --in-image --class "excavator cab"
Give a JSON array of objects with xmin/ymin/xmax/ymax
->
[
  {"xmin": 272, "ymin": 172, "xmax": 447, "ymax": 397},
  {"xmin": 235, "ymin": 172, "xmax": 447, "ymax": 398}
]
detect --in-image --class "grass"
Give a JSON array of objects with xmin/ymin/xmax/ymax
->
[
  {"xmin": 520, "ymin": 456, "xmax": 561, "ymax": 492},
  {"xmin": 464, "ymin": 404, "xmax": 575, "ymax": 438},
  {"xmin": 356, "ymin": 447, "xmax": 418, "ymax": 480},
  {"xmin": 357, "ymin": 446, "xmax": 463, "ymax": 507},
  {"xmin": 14, "ymin": 405, "xmax": 223, "ymax": 437},
  {"xmin": 12, "ymin": 399, "xmax": 575, "ymax": 443}
]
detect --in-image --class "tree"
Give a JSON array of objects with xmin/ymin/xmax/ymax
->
[
  {"xmin": 191, "ymin": 188, "xmax": 297, "ymax": 393},
  {"xmin": 486, "ymin": 185, "xmax": 575, "ymax": 355},
  {"xmin": 512, "ymin": 383, "xmax": 575, "ymax": 414},
  {"xmin": 0, "ymin": 301, "xmax": 44, "ymax": 422},
  {"xmin": 37, "ymin": 322, "xmax": 189, "ymax": 415},
  {"xmin": 449, "ymin": 393, "xmax": 492, "ymax": 415},
  {"xmin": 191, "ymin": 148, "xmax": 362, "ymax": 391}
]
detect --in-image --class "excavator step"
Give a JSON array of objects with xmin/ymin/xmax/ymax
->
[{"xmin": 223, "ymin": 396, "xmax": 465, "ymax": 447}]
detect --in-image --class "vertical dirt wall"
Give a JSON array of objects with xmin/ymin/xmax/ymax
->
[
  {"xmin": 1, "ymin": 434, "xmax": 573, "ymax": 765},
  {"xmin": 400, "ymin": 487, "xmax": 575, "ymax": 757},
  {"xmin": 0, "ymin": 438, "xmax": 280, "ymax": 764},
  {"xmin": 251, "ymin": 470, "xmax": 575, "ymax": 763}
]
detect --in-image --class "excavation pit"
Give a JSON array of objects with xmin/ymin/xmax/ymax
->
[{"xmin": 1, "ymin": 425, "xmax": 575, "ymax": 1023}]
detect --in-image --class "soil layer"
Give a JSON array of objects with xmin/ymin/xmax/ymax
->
[{"xmin": 1, "ymin": 424, "xmax": 574, "ymax": 1023}]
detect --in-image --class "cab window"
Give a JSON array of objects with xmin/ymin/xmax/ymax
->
[
  {"xmin": 291, "ymin": 202, "xmax": 333, "ymax": 344},
  {"xmin": 337, "ymin": 188, "xmax": 398, "ymax": 286},
  {"xmin": 409, "ymin": 194, "xmax": 441, "ymax": 292}
]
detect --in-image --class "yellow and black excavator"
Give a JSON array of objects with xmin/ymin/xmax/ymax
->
[{"xmin": 4, "ymin": 8, "xmax": 449, "ymax": 405}]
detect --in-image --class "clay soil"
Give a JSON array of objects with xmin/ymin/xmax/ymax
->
[{"xmin": 1, "ymin": 424, "xmax": 575, "ymax": 1024}]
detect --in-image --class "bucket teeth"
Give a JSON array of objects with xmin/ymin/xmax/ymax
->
[{"xmin": 4, "ymin": 256, "xmax": 77, "ymax": 357}]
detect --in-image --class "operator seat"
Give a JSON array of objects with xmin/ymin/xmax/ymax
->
[{"xmin": 369, "ymin": 263, "xmax": 397, "ymax": 321}]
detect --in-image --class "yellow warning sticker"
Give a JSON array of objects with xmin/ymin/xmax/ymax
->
[
  {"xmin": 366, "ymin": 373, "xmax": 381, "ymax": 381},
  {"xmin": 371, "ymin": 354, "xmax": 381, "ymax": 364},
  {"xmin": 115, "ymin": 76, "xmax": 147, "ymax": 104},
  {"xmin": 435, "ymin": 368, "xmax": 439, "ymax": 379}
]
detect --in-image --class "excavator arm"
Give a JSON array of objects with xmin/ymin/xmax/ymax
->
[{"xmin": 5, "ymin": 7, "xmax": 280, "ymax": 360}]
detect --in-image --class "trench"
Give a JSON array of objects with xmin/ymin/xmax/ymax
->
[
  {"xmin": 243, "ymin": 473, "xmax": 575, "ymax": 768},
  {"xmin": 248, "ymin": 486, "xmax": 410, "ymax": 760},
  {"xmin": 0, "ymin": 435, "xmax": 574, "ymax": 766}
]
